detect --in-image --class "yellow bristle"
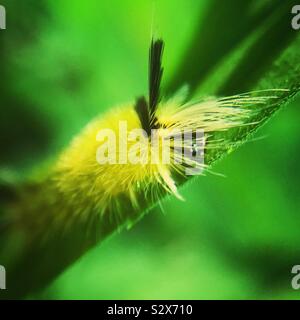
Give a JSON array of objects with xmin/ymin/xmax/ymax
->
[{"xmin": 50, "ymin": 94, "xmax": 263, "ymax": 223}]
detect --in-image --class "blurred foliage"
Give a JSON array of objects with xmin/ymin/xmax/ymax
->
[{"xmin": 0, "ymin": 0, "xmax": 300, "ymax": 299}]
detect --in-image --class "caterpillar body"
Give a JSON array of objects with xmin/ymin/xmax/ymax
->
[
  {"xmin": 6, "ymin": 39, "xmax": 285, "ymax": 234},
  {"xmin": 51, "ymin": 39, "xmax": 282, "ymax": 225}
]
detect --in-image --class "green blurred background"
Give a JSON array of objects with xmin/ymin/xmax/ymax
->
[{"xmin": 0, "ymin": 0, "xmax": 300, "ymax": 299}]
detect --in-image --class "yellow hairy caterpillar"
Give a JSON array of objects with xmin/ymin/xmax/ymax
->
[
  {"xmin": 7, "ymin": 39, "xmax": 285, "ymax": 235},
  {"xmin": 51, "ymin": 38, "xmax": 284, "ymax": 224}
]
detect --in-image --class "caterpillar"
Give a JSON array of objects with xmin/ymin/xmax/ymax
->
[
  {"xmin": 50, "ymin": 38, "xmax": 283, "ymax": 225},
  {"xmin": 5, "ymin": 38, "xmax": 285, "ymax": 235}
]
